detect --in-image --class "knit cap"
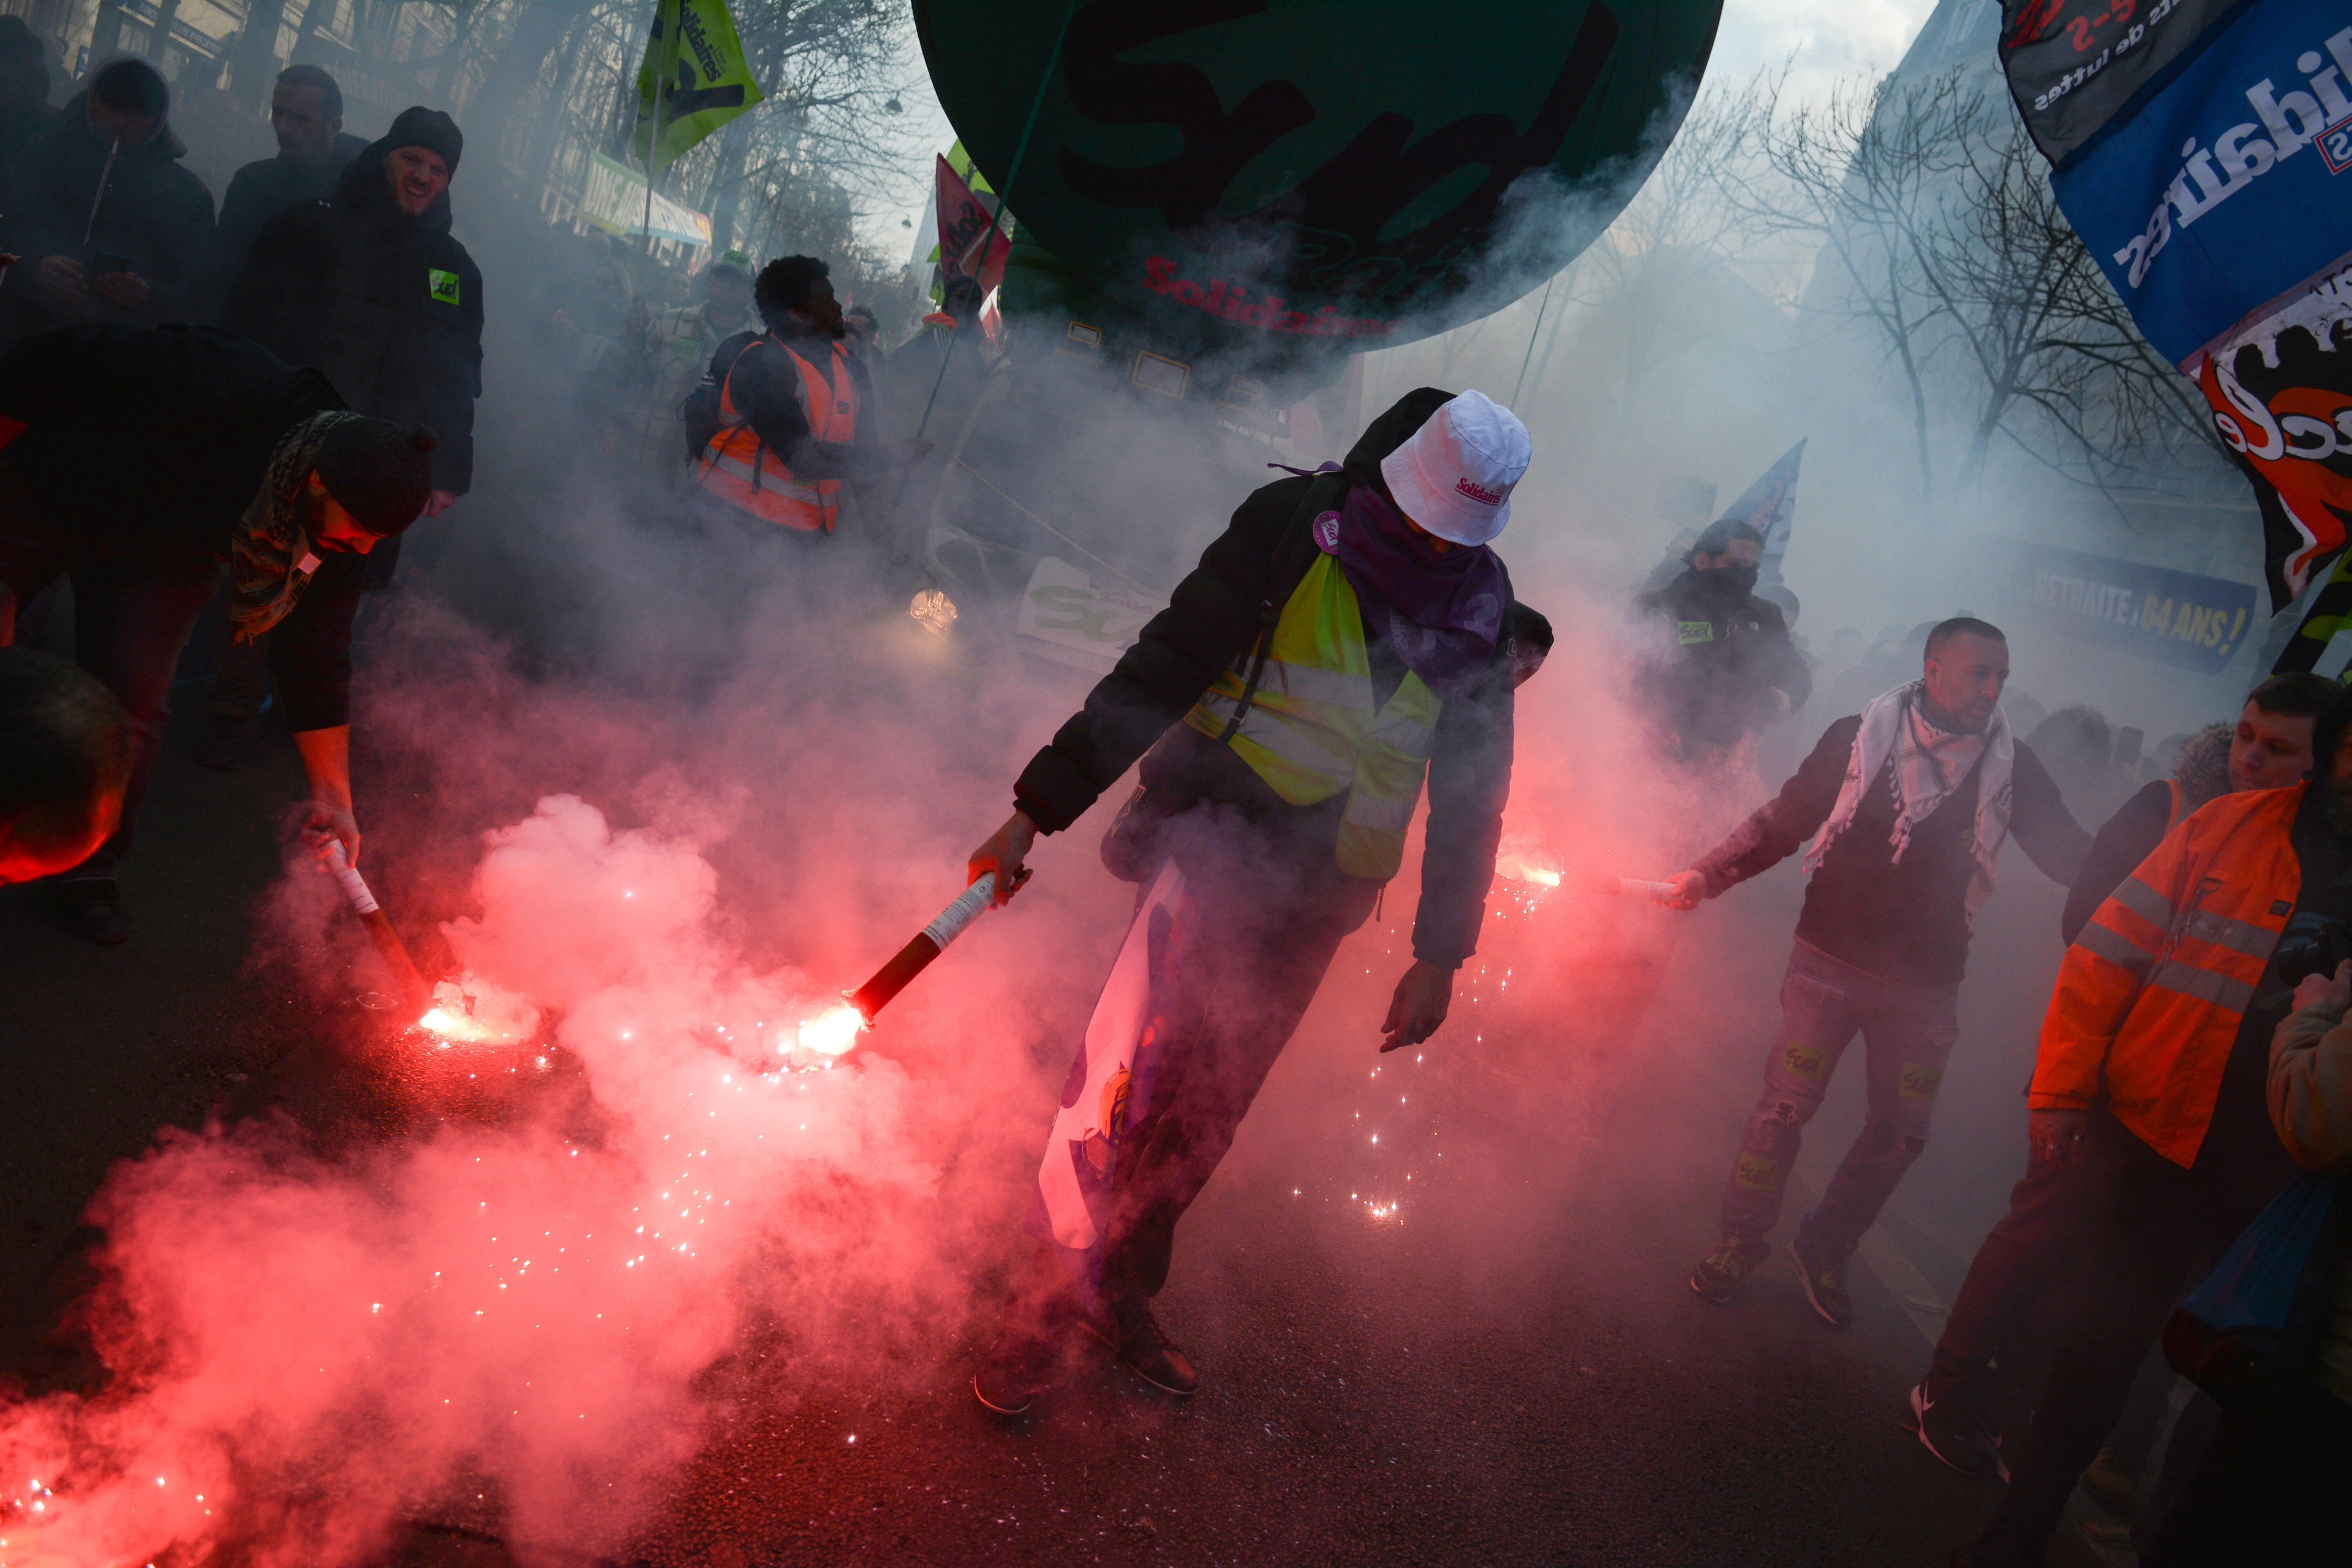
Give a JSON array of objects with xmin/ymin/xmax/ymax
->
[
  {"xmin": 315, "ymin": 420, "xmax": 438, "ymax": 533},
  {"xmin": 384, "ymin": 105, "xmax": 462, "ymax": 173}
]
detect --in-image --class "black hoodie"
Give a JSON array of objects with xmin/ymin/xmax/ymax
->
[
  {"xmin": 0, "ymin": 89, "xmax": 215, "ymax": 334},
  {"xmin": 1011, "ymin": 389, "xmax": 1528, "ymax": 967},
  {"xmin": 221, "ymin": 130, "xmax": 482, "ymax": 499}
]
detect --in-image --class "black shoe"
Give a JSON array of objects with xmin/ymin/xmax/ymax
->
[
  {"xmin": 973, "ymin": 1328, "xmax": 1058, "ymax": 1416},
  {"xmin": 47, "ymin": 878, "xmax": 129, "ymax": 945},
  {"xmin": 194, "ymin": 710, "xmax": 255, "ymax": 772},
  {"xmin": 1099, "ymin": 1297, "xmax": 1198, "ymax": 1397},
  {"xmin": 1792, "ymin": 1239, "xmax": 1854, "ymax": 1329},
  {"xmin": 1690, "ymin": 1233, "xmax": 1768, "ymax": 1305},
  {"xmin": 1909, "ymin": 1381, "xmax": 2005, "ymax": 1480}
]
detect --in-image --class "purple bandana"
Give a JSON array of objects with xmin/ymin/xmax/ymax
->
[{"xmin": 1331, "ymin": 483, "xmax": 1510, "ymax": 700}]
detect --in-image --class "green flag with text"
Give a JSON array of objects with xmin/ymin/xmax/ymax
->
[{"xmin": 633, "ymin": 0, "xmax": 763, "ymax": 175}]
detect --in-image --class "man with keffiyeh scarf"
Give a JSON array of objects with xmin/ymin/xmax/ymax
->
[
  {"xmin": 962, "ymin": 389, "xmax": 1553, "ymax": 1414},
  {"xmin": 0, "ymin": 322, "xmax": 434, "ymax": 942},
  {"xmin": 1663, "ymin": 618, "xmax": 2090, "ymax": 1328}
]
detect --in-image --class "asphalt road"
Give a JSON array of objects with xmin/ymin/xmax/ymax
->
[{"xmin": 0, "ymin": 680, "xmax": 2125, "ymax": 1568}]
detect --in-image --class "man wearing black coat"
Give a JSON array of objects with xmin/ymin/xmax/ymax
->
[
  {"xmin": 1635, "ymin": 515, "xmax": 1812, "ymax": 759},
  {"xmin": 966, "ymin": 389, "xmax": 1550, "ymax": 1414},
  {"xmin": 223, "ymin": 104, "xmax": 481, "ymax": 533},
  {"xmin": 0, "ymin": 58, "xmax": 213, "ymax": 342},
  {"xmin": 0, "ymin": 324, "xmax": 436, "ymax": 941},
  {"xmin": 211, "ymin": 64, "xmax": 368, "ymax": 290}
]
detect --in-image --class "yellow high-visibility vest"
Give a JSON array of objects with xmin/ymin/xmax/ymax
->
[{"xmin": 1184, "ymin": 552, "xmax": 1443, "ymax": 880}]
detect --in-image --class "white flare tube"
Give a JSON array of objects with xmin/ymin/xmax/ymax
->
[
  {"xmin": 1618, "ymin": 877, "xmax": 1677, "ymax": 903},
  {"xmin": 326, "ymin": 841, "xmax": 380, "ymax": 914},
  {"xmin": 922, "ymin": 871, "xmax": 996, "ymax": 950}
]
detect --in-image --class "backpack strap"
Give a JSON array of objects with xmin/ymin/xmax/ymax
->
[{"xmin": 1216, "ymin": 467, "xmax": 1352, "ymax": 746}]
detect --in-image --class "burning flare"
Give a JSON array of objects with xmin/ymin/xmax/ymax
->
[
  {"xmin": 414, "ymin": 976, "xmax": 539, "ymax": 1047},
  {"xmin": 791, "ymin": 1003, "xmax": 867, "ymax": 1058}
]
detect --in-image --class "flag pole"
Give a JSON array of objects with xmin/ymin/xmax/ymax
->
[
  {"xmin": 1508, "ymin": 274, "xmax": 1555, "ymax": 410},
  {"xmin": 639, "ymin": 0, "xmax": 669, "ymax": 270},
  {"xmin": 910, "ymin": 0, "xmax": 1076, "ymax": 447}
]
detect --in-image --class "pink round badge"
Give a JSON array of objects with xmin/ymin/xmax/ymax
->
[{"xmin": 1313, "ymin": 510, "xmax": 1341, "ymax": 554}]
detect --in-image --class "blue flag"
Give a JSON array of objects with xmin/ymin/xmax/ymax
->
[{"xmin": 1723, "ymin": 440, "xmax": 1805, "ymax": 587}]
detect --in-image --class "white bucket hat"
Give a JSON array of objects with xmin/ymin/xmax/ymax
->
[{"xmin": 1378, "ymin": 390, "xmax": 1531, "ymax": 546}]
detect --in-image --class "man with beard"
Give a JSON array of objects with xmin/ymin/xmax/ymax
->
[
  {"xmin": 964, "ymin": 389, "xmax": 1551, "ymax": 1414},
  {"xmin": 1947, "ymin": 688, "xmax": 2352, "ymax": 1567},
  {"xmin": 0, "ymin": 323, "xmax": 434, "ymax": 940},
  {"xmin": 212, "ymin": 106, "xmax": 477, "ymax": 763},
  {"xmin": 1635, "ymin": 516, "xmax": 1811, "ymax": 759},
  {"xmin": 1909, "ymin": 674, "xmax": 2334, "ymax": 1480},
  {"xmin": 690, "ymin": 255, "xmax": 908, "ymax": 540},
  {"xmin": 1666, "ymin": 620, "xmax": 2090, "ymax": 1324}
]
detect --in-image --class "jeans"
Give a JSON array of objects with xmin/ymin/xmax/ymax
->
[
  {"xmin": 0, "ymin": 488, "xmax": 222, "ymax": 876},
  {"xmin": 1716, "ymin": 940, "xmax": 1959, "ymax": 1262}
]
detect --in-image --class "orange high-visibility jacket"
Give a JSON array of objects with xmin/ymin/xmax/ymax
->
[
  {"xmin": 699, "ymin": 338, "xmax": 857, "ymax": 533},
  {"xmin": 2031, "ymin": 783, "xmax": 2304, "ymax": 1167}
]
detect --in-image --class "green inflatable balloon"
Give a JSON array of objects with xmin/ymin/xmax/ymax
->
[{"xmin": 914, "ymin": 0, "xmax": 1722, "ymax": 369}]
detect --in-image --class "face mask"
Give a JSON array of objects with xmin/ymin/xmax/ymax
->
[{"xmin": 1699, "ymin": 563, "xmax": 1759, "ymax": 597}]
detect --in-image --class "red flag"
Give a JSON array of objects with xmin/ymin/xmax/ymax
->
[{"xmin": 935, "ymin": 154, "xmax": 1010, "ymax": 299}]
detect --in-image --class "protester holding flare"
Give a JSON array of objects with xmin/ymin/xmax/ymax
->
[
  {"xmin": 0, "ymin": 323, "xmax": 435, "ymax": 941},
  {"xmin": 964, "ymin": 389, "xmax": 1552, "ymax": 1414},
  {"xmin": 1665, "ymin": 619, "xmax": 2090, "ymax": 1326}
]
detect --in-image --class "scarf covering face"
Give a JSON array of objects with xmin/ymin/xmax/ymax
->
[
  {"xmin": 229, "ymin": 411, "xmax": 360, "ymax": 643},
  {"xmin": 1332, "ymin": 482, "xmax": 1511, "ymax": 700},
  {"xmin": 1803, "ymin": 680, "xmax": 2017, "ymax": 924}
]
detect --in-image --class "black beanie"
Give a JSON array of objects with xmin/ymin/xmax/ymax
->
[
  {"xmin": 384, "ymin": 105, "xmax": 462, "ymax": 174},
  {"xmin": 315, "ymin": 419, "xmax": 438, "ymax": 534}
]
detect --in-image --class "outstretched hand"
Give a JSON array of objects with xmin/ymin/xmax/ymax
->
[
  {"xmin": 1380, "ymin": 961, "xmax": 1454, "ymax": 1054},
  {"xmin": 968, "ymin": 810, "xmax": 1038, "ymax": 907},
  {"xmin": 1662, "ymin": 870, "xmax": 1709, "ymax": 911}
]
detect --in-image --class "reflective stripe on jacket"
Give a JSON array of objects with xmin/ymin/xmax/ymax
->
[
  {"xmin": 1180, "ymin": 552, "xmax": 1442, "ymax": 880},
  {"xmin": 699, "ymin": 338, "xmax": 856, "ymax": 532},
  {"xmin": 2030, "ymin": 782, "xmax": 2304, "ymax": 1166}
]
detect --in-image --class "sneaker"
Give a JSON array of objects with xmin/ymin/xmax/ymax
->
[
  {"xmin": 1099, "ymin": 1297, "xmax": 1198, "ymax": 1397},
  {"xmin": 1908, "ymin": 1381, "xmax": 2005, "ymax": 1480},
  {"xmin": 1690, "ymin": 1234, "xmax": 1767, "ymax": 1305},
  {"xmin": 972, "ymin": 1328, "xmax": 1058, "ymax": 1416},
  {"xmin": 46, "ymin": 877, "xmax": 129, "ymax": 945},
  {"xmin": 1792, "ymin": 1240, "xmax": 1853, "ymax": 1330}
]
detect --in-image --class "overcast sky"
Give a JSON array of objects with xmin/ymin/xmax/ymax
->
[{"xmin": 866, "ymin": 0, "xmax": 1945, "ymax": 258}]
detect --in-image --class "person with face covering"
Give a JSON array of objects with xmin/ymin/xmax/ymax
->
[
  {"xmin": 1633, "ymin": 515, "xmax": 1811, "ymax": 759},
  {"xmin": 0, "ymin": 323, "xmax": 434, "ymax": 942},
  {"xmin": 0, "ymin": 56, "xmax": 213, "ymax": 341},
  {"xmin": 964, "ymin": 389, "xmax": 1553, "ymax": 1414},
  {"xmin": 1662, "ymin": 620, "xmax": 2091, "ymax": 1327}
]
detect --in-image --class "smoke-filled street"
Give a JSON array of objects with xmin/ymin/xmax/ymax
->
[
  {"xmin": 1, "ymin": 701, "xmax": 2110, "ymax": 1568},
  {"xmin": 6, "ymin": 0, "xmax": 2352, "ymax": 1564}
]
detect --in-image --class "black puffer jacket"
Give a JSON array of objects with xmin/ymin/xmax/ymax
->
[
  {"xmin": 220, "ymin": 132, "xmax": 482, "ymax": 496},
  {"xmin": 1013, "ymin": 387, "xmax": 1534, "ymax": 967},
  {"xmin": 1634, "ymin": 568, "xmax": 1812, "ymax": 756},
  {"xmin": 0, "ymin": 92, "xmax": 215, "ymax": 334},
  {"xmin": 212, "ymin": 132, "xmax": 370, "ymax": 279}
]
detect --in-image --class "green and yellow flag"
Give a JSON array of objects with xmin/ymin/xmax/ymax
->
[{"xmin": 633, "ymin": 0, "xmax": 763, "ymax": 176}]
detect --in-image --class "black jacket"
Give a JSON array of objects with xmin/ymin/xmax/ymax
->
[
  {"xmin": 705, "ymin": 326, "xmax": 885, "ymax": 484},
  {"xmin": 0, "ymin": 322, "xmax": 362, "ymax": 730},
  {"xmin": 221, "ymin": 133, "xmax": 482, "ymax": 496},
  {"xmin": 0, "ymin": 93, "xmax": 215, "ymax": 334},
  {"xmin": 1693, "ymin": 713, "xmax": 2091, "ymax": 985},
  {"xmin": 1634, "ymin": 569, "xmax": 1812, "ymax": 755},
  {"xmin": 1012, "ymin": 387, "xmax": 1527, "ymax": 968},
  {"xmin": 212, "ymin": 133, "xmax": 369, "ymax": 280}
]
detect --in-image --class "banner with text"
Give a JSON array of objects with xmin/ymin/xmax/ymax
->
[{"xmin": 2007, "ymin": 540, "xmax": 2258, "ymax": 674}]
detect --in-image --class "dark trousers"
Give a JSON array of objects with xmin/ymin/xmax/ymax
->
[
  {"xmin": 1988, "ymin": 1105, "xmax": 2295, "ymax": 1546},
  {"xmin": 1023, "ymin": 808, "xmax": 1379, "ymax": 1312},
  {"xmin": 2137, "ymin": 1394, "xmax": 2352, "ymax": 1565},
  {"xmin": 1927, "ymin": 1139, "xmax": 2098, "ymax": 1414},
  {"xmin": 0, "ymin": 490, "xmax": 222, "ymax": 876}
]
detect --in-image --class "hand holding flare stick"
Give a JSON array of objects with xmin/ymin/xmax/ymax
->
[
  {"xmin": 322, "ymin": 841, "xmax": 433, "ymax": 1017},
  {"xmin": 790, "ymin": 867, "xmax": 1032, "ymax": 1058}
]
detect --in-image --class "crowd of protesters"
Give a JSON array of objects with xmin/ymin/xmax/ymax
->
[{"xmin": 2, "ymin": 28, "xmax": 2348, "ymax": 1568}]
